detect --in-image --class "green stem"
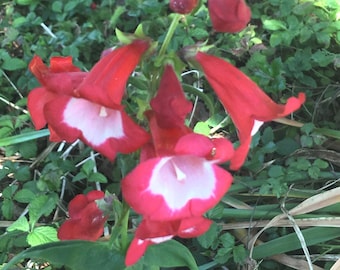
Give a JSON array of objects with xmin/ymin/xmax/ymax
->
[
  {"xmin": 158, "ymin": 14, "xmax": 182, "ymax": 57},
  {"xmin": 120, "ymin": 202, "xmax": 130, "ymax": 251}
]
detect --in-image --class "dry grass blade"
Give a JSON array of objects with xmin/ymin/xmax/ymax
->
[
  {"xmin": 289, "ymin": 186, "xmax": 340, "ymax": 216},
  {"xmin": 222, "ymin": 217, "xmax": 340, "ymax": 229},
  {"xmin": 330, "ymin": 258, "xmax": 340, "ymax": 270}
]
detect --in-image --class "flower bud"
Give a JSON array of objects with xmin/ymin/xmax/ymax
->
[
  {"xmin": 169, "ymin": 0, "xmax": 198, "ymax": 14},
  {"xmin": 208, "ymin": 0, "xmax": 251, "ymax": 33}
]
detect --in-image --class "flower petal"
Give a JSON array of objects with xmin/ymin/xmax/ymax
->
[
  {"xmin": 174, "ymin": 133, "xmax": 214, "ymax": 157},
  {"xmin": 194, "ymin": 52, "xmax": 305, "ymax": 169},
  {"xmin": 208, "ymin": 0, "xmax": 251, "ymax": 33},
  {"xmin": 44, "ymin": 96, "xmax": 149, "ymax": 160},
  {"xmin": 29, "ymin": 55, "xmax": 85, "ymax": 96},
  {"xmin": 177, "ymin": 216, "xmax": 212, "ymax": 238},
  {"xmin": 86, "ymin": 190, "xmax": 105, "ymax": 201},
  {"xmin": 122, "ymin": 155, "xmax": 233, "ymax": 220},
  {"xmin": 125, "ymin": 216, "xmax": 211, "ymax": 266},
  {"xmin": 146, "ymin": 110, "xmax": 192, "ymax": 156},
  {"xmin": 125, "ymin": 238, "xmax": 151, "ymax": 266},
  {"xmin": 78, "ymin": 39, "xmax": 150, "ymax": 105},
  {"xmin": 27, "ymin": 87, "xmax": 56, "ymax": 129},
  {"xmin": 150, "ymin": 65, "xmax": 192, "ymax": 129}
]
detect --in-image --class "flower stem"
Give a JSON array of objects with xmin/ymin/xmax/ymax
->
[
  {"xmin": 158, "ymin": 14, "xmax": 182, "ymax": 57},
  {"xmin": 120, "ymin": 201, "xmax": 130, "ymax": 251}
]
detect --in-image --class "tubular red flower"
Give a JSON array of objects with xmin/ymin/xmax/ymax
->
[
  {"xmin": 208, "ymin": 0, "xmax": 251, "ymax": 33},
  {"xmin": 125, "ymin": 217, "xmax": 212, "ymax": 266},
  {"xmin": 150, "ymin": 65, "xmax": 193, "ymax": 129},
  {"xmin": 194, "ymin": 51, "xmax": 306, "ymax": 170},
  {"xmin": 122, "ymin": 65, "xmax": 233, "ymax": 220},
  {"xmin": 28, "ymin": 40, "xmax": 150, "ymax": 160},
  {"xmin": 58, "ymin": 190, "xmax": 106, "ymax": 241},
  {"xmin": 169, "ymin": 0, "xmax": 199, "ymax": 14}
]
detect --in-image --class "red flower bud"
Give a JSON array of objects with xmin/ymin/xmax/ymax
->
[
  {"xmin": 169, "ymin": 0, "xmax": 198, "ymax": 14},
  {"xmin": 208, "ymin": 0, "xmax": 251, "ymax": 33}
]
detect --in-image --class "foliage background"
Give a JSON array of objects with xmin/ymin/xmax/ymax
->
[{"xmin": 0, "ymin": 0, "xmax": 340, "ymax": 269}]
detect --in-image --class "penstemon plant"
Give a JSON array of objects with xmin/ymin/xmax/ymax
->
[{"xmin": 3, "ymin": 0, "xmax": 307, "ymax": 269}]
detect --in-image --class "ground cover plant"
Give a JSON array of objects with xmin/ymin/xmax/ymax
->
[{"xmin": 0, "ymin": 0, "xmax": 340, "ymax": 269}]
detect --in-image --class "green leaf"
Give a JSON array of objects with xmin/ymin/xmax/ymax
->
[
  {"xmin": 2, "ymin": 241, "xmax": 125, "ymax": 270},
  {"xmin": 88, "ymin": 172, "xmax": 108, "ymax": 183},
  {"xmin": 233, "ymin": 245, "xmax": 248, "ymax": 264},
  {"xmin": 197, "ymin": 222, "xmax": 219, "ymax": 249},
  {"xmin": 14, "ymin": 165, "xmax": 31, "ymax": 181},
  {"xmin": 269, "ymin": 32, "xmax": 282, "ymax": 47},
  {"xmin": 0, "ymin": 129, "xmax": 50, "ymax": 147},
  {"xmin": 308, "ymin": 166, "xmax": 320, "ymax": 179},
  {"xmin": 300, "ymin": 135, "xmax": 313, "ymax": 147},
  {"xmin": 81, "ymin": 160, "xmax": 95, "ymax": 175},
  {"xmin": 268, "ymin": 165, "xmax": 285, "ymax": 178},
  {"xmin": 214, "ymin": 247, "xmax": 232, "ymax": 264},
  {"xmin": 51, "ymin": 1, "xmax": 63, "ymax": 13},
  {"xmin": 1, "ymin": 199, "xmax": 14, "ymax": 220},
  {"xmin": 144, "ymin": 240, "xmax": 198, "ymax": 270},
  {"xmin": 193, "ymin": 122, "xmax": 210, "ymax": 136},
  {"xmin": 276, "ymin": 138, "xmax": 299, "ymax": 155},
  {"xmin": 29, "ymin": 194, "xmax": 58, "ymax": 226},
  {"xmin": 27, "ymin": 227, "xmax": 59, "ymax": 246},
  {"xmin": 7, "ymin": 216, "xmax": 30, "ymax": 232},
  {"xmin": 15, "ymin": 0, "xmax": 36, "ymax": 5},
  {"xmin": 312, "ymin": 50, "xmax": 335, "ymax": 67},
  {"xmin": 14, "ymin": 189, "xmax": 36, "ymax": 203},
  {"xmin": 301, "ymin": 123, "xmax": 315, "ymax": 135},
  {"xmin": 1, "ymin": 57, "xmax": 27, "ymax": 71},
  {"xmin": 313, "ymin": 159, "xmax": 329, "ymax": 169},
  {"xmin": 262, "ymin": 19, "xmax": 287, "ymax": 31},
  {"xmin": 220, "ymin": 232, "xmax": 235, "ymax": 248}
]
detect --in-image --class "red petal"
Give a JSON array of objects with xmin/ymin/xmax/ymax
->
[
  {"xmin": 208, "ymin": 0, "xmax": 251, "ymax": 33},
  {"xmin": 125, "ymin": 237, "xmax": 150, "ymax": 266},
  {"xmin": 29, "ymin": 55, "xmax": 84, "ymax": 95},
  {"xmin": 49, "ymin": 56, "xmax": 81, "ymax": 73},
  {"xmin": 174, "ymin": 133, "xmax": 214, "ymax": 157},
  {"xmin": 86, "ymin": 190, "xmax": 105, "ymax": 201},
  {"xmin": 79, "ymin": 39, "xmax": 150, "ymax": 105},
  {"xmin": 27, "ymin": 87, "xmax": 56, "ymax": 130},
  {"xmin": 125, "ymin": 217, "xmax": 211, "ymax": 266},
  {"xmin": 209, "ymin": 137, "xmax": 235, "ymax": 163},
  {"xmin": 150, "ymin": 65, "xmax": 192, "ymax": 129},
  {"xmin": 178, "ymin": 216, "xmax": 212, "ymax": 238},
  {"xmin": 195, "ymin": 52, "xmax": 305, "ymax": 169},
  {"xmin": 146, "ymin": 110, "xmax": 191, "ymax": 156},
  {"xmin": 68, "ymin": 194, "xmax": 89, "ymax": 219}
]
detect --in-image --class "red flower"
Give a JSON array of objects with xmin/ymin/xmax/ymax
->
[
  {"xmin": 208, "ymin": 0, "xmax": 251, "ymax": 33},
  {"xmin": 122, "ymin": 66, "xmax": 233, "ymax": 220},
  {"xmin": 122, "ymin": 65, "xmax": 234, "ymax": 265},
  {"xmin": 58, "ymin": 190, "xmax": 106, "ymax": 241},
  {"xmin": 28, "ymin": 40, "xmax": 150, "ymax": 160},
  {"xmin": 193, "ymin": 51, "xmax": 306, "ymax": 170},
  {"xmin": 169, "ymin": 0, "xmax": 198, "ymax": 14},
  {"xmin": 125, "ymin": 217, "xmax": 212, "ymax": 266}
]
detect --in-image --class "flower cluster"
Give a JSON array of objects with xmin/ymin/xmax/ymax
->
[
  {"xmin": 27, "ymin": 0, "xmax": 305, "ymax": 267},
  {"xmin": 122, "ymin": 65, "xmax": 234, "ymax": 265}
]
